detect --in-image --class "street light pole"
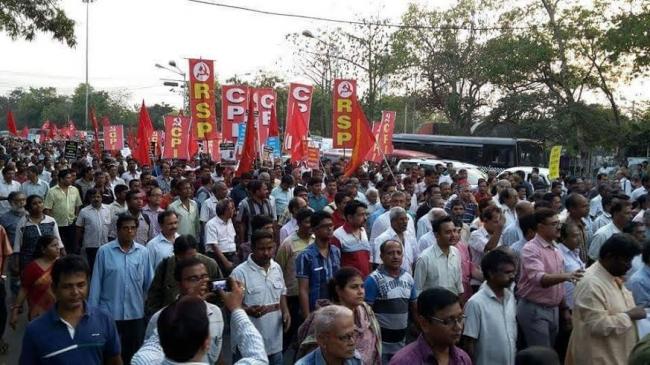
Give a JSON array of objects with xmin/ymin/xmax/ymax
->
[
  {"xmin": 155, "ymin": 61, "xmax": 187, "ymax": 113},
  {"xmin": 83, "ymin": 0, "xmax": 94, "ymax": 131},
  {"xmin": 302, "ymin": 30, "xmax": 334, "ymax": 137}
]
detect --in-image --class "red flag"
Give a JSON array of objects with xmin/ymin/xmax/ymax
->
[
  {"xmin": 67, "ymin": 120, "xmax": 77, "ymax": 138},
  {"xmin": 101, "ymin": 116, "xmax": 110, "ymax": 128},
  {"xmin": 20, "ymin": 126, "xmax": 28, "ymax": 139},
  {"xmin": 288, "ymin": 102, "xmax": 309, "ymax": 164},
  {"xmin": 50, "ymin": 124, "xmax": 58, "ymax": 139},
  {"xmin": 235, "ymin": 91, "xmax": 257, "ymax": 176},
  {"xmin": 133, "ymin": 101, "xmax": 154, "ymax": 166},
  {"xmin": 344, "ymin": 98, "xmax": 376, "ymax": 177},
  {"xmin": 6, "ymin": 111, "xmax": 17, "ymax": 136},
  {"xmin": 269, "ymin": 104, "xmax": 279, "ymax": 138},
  {"xmin": 90, "ymin": 109, "xmax": 101, "ymax": 156}
]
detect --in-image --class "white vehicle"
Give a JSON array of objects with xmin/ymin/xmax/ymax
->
[
  {"xmin": 396, "ymin": 158, "xmax": 487, "ymax": 188},
  {"xmin": 497, "ymin": 166, "xmax": 551, "ymax": 187}
]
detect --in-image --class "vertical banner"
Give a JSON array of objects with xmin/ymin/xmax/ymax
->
[
  {"xmin": 307, "ymin": 146, "xmax": 320, "ymax": 170},
  {"xmin": 103, "ymin": 125, "xmax": 124, "ymax": 151},
  {"xmin": 151, "ymin": 130, "xmax": 164, "ymax": 158},
  {"xmin": 206, "ymin": 138, "xmax": 221, "ymax": 162},
  {"xmin": 188, "ymin": 58, "xmax": 218, "ymax": 140},
  {"xmin": 332, "ymin": 79, "xmax": 357, "ymax": 148},
  {"xmin": 221, "ymin": 85, "xmax": 248, "ymax": 143},
  {"xmin": 367, "ymin": 111, "xmax": 396, "ymax": 162},
  {"xmin": 254, "ymin": 88, "xmax": 275, "ymax": 148},
  {"xmin": 163, "ymin": 115, "xmax": 191, "ymax": 160},
  {"xmin": 548, "ymin": 145, "xmax": 562, "ymax": 180},
  {"xmin": 284, "ymin": 83, "xmax": 313, "ymax": 152}
]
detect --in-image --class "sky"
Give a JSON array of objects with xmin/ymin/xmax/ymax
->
[
  {"xmin": 0, "ymin": 0, "xmax": 445, "ymax": 109},
  {"xmin": 0, "ymin": 0, "xmax": 645, "ymax": 111}
]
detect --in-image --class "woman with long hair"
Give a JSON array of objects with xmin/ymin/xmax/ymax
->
[
  {"xmin": 9, "ymin": 235, "xmax": 60, "ymax": 328},
  {"xmin": 14, "ymin": 195, "xmax": 62, "ymax": 271},
  {"xmin": 296, "ymin": 267, "xmax": 382, "ymax": 364}
]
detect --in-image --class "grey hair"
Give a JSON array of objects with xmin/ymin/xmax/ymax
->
[
  {"xmin": 389, "ymin": 206, "xmax": 407, "ymax": 221},
  {"xmin": 259, "ymin": 172, "xmax": 271, "ymax": 181},
  {"xmin": 365, "ymin": 188, "xmax": 378, "ymax": 197},
  {"xmin": 313, "ymin": 305, "xmax": 354, "ymax": 337}
]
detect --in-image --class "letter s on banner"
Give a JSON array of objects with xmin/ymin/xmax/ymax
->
[{"xmin": 332, "ymin": 79, "xmax": 356, "ymax": 149}]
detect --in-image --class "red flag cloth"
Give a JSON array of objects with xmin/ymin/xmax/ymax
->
[
  {"xmin": 50, "ymin": 124, "xmax": 58, "ymax": 139},
  {"xmin": 235, "ymin": 91, "xmax": 257, "ymax": 176},
  {"xmin": 101, "ymin": 116, "xmax": 110, "ymax": 128},
  {"xmin": 90, "ymin": 109, "xmax": 101, "ymax": 156},
  {"xmin": 133, "ymin": 101, "xmax": 154, "ymax": 166},
  {"xmin": 289, "ymin": 102, "xmax": 308, "ymax": 164},
  {"xmin": 268, "ymin": 103, "xmax": 279, "ymax": 138},
  {"xmin": 20, "ymin": 127, "xmax": 28, "ymax": 139},
  {"xmin": 6, "ymin": 111, "xmax": 17, "ymax": 136},
  {"xmin": 67, "ymin": 120, "xmax": 77, "ymax": 138},
  {"xmin": 344, "ymin": 98, "xmax": 376, "ymax": 177}
]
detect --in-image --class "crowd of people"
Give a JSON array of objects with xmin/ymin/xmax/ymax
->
[{"xmin": 0, "ymin": 135, "xmax": 649, "ymax": 365}]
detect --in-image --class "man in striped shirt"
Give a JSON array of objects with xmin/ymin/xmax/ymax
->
[{"xmin": 364, "ymin": 239, "xmax": 417, "ymax": 364}]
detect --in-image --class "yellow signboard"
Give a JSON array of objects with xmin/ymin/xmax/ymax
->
[{"xmin": 548, "ymin": 145, "xmax": 562, "ymax": 180}]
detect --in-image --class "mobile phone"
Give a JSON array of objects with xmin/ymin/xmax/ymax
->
[{"xmin": 210, "ymin": 280, "xmax": 229, "ymax": 292}]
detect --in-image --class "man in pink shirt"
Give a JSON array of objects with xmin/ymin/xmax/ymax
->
[{"xmin": 517, "ymin": 207, "xmax": 584, "ymax": 348}]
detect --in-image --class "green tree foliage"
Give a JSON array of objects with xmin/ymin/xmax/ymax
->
[{"xmin": 0, "ymin": 0, "xmax": 76, "ymax": 46}]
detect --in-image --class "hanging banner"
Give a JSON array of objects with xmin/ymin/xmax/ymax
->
[
  {"xmin": 254, "ymin": 88, "xmax": 275, "ymax": 147},
  {"xmin": 307, "ymin": 146, "xmax": 320, "ymax": 170},
  {"xmin": 548, "ymin": 145, "xmax": 562, "ymax": 180},
  {"xmin": 103, "ymin": 125, "xmax": 124, "ymax": 151},
  {"xmin": 163, "ymin": 115, "xmax": 191, "ymax": 160},
  {"xmin": 367, "ymin": 111, "xmax": 396, "ymax": 162},
  {"xmin": 332, "ymin": 79, "xmax": 357, "ymax": 148},
  {"xmin": 221, "ymin": 85, "xmax": 248, "ymax": 143},
  {"xmin": 284, "ymin": 83, "xmax": 313, "ymax": 152},
  {"xmin": 188, "ymin": 58, "xmax": 218, "ymax": 140},
  {"xmin": 151, "ymin": 130, "xmax": 164, "ymax": 158}
]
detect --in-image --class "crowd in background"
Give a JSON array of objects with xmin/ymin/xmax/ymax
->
[{"xmin": 0, "ymin": 136, "xmax": 649, "ymax": 365}]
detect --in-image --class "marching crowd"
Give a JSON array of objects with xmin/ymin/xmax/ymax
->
[{"xmin": 0, "ymin": 135, "xmax": 649, "ymax": 365}]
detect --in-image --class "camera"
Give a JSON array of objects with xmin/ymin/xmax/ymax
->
[{"xmin": 210, "ymin": 280, "xmax": 229, "ymax": 292}]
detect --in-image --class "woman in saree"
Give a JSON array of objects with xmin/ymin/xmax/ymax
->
[{"xmin": 9, "ymin": 235, "xmax": 60, "ymax": 328}]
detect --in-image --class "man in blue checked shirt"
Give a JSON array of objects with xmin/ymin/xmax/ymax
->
[
  {"xmin": 89, "ymin": 213, "xmax": 153, "ymax": 364},
  {"xmin": 20, "ymin": 255, "xmax": 122, "ymax": 365}
]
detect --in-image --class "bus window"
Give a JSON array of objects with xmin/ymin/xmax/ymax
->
[
  {"xmin": 483, "ymin": 145, "xmax": 514, "ymax": 168},
  {"xmin": 518, "ymin": 142, "xmax": 544, "ymax": 166}
]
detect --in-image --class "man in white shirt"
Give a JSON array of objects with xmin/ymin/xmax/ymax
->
[
  {"xmin": 271, "ymin": 175, "xmax": 294, "ymax": 220},
  {"xmin": 416, "ymin": 208, "xmax": 448, "ymax": 254},
  {"xmin": 121, "ymin": 160, "xmax": 141, "ymax": 184},
  {"xmin": 498, "ymin": 188, "xmax": 518, "ymax": 229},
  {"xmin": 462, "ymin": 249, "xmax": 518, "ymax": 365},
  {"xmin": 374, "ymin": 207, "xmax": 418, "ymax": 275},
  {"xmin": 501, "ymin": 201, "xmax": 534, "ymax": 247},
  {"xmin": 230, "ymin": 229, "xmax": 290, "ymax": 365},
  {"xmin": 147, "ymin": 211, "xmax": 180, "ymax": 270},
  {"xmin": 631, "ymin": 175, "xmax": 649, "ymax": 202},
  {"xmin": 279, "ymin": 197, "xmax": 307, "ymax": 244},
  {"xmin": 370, "ymin": 191, "xmax": 415, "ymax": 247},
  {"xmin": 0, "ymin": 167, "xmax": 21, "ymax": 215},
  {"xmin": 414, "ymin": 216, "xmax": 463, "ymax": 296},
  {"xmin": 588, "ymin": 198, "xmax": 633, "ymax": 261},
  {"xmin": 20, "ymin": 166, "xmax": 49, "ymax": 199},
  {"xmin": 108, "ymin": 164, "xmax": 126, "ymax": 192},
  {"xmin": 205, "ymin": 199, "xmax": 237, "ymax": 272},
  {"xmin": 468, "ymin": 205, "xmax": 504, "ymax": 289},
  {"xmin": 75, "ymin": 188, "xmax": 111, "ymax": 271}
]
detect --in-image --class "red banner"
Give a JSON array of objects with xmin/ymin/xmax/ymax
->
[
  {"xmin": 104, "ymin": 125, "xmax": 124, "ymax": 151},
  {"xmin": 307, "ymin": 146, "xmax": 320, "ymax": 169},
  {"xmin": 254, "ymin": 88, "xmax": 275, "ymax": 147},
  {"xmin": 367, "ymin": 111, "xmax": 396, "ymax": 162},
  {"xmin": 163, "ymin": 115, "xmax": 191, "ymax": 159},
  {"xmin": 206, "ymin": 133, "xmax": 221, "ymax": 162},
  {"xmin": 284, "ymin": 83, "xmax": 313, "ymax": 152},
  {"xmin": 332, "ymin": 79, "xmax": 357, "ymax": 148},
  {"xmin": 188, "ymin": 58, "xmax": 218, "ymax": 140},
  {"xmin": 151, "ymin": 130, "xmax": 164, "ymax": 157},
  {"xmin": 221, "ymin": 85, "xmax": 249, "ymax": 143}
]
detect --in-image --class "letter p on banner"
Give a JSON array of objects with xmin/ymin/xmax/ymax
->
[{"xmin": 189, "ymin": 58, "xmax": 218, "ymax": 140}]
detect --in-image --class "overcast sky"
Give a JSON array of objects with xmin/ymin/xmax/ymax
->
[
  {"xmin": 0, "ymin": 0, "xmax": 448, "ymax": 108},
  {"xmin": 0, "ymin": 0, "xmax": 645, "ymax": 110}
]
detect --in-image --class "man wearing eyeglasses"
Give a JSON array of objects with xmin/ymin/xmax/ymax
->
[
  {"xmin": 132, "ymin": 256, "xmax": 224, "ymax": 365},
  {"xmin": 295, "ymin": 305, "xmax": 362, "ymax": 365},
  {"xmin": 517, "ymin": 208, "xmax": 584, "ymax": 349},
  {"xmin": 389, "ymin": 287, "xmax": 471, "ymax": 365}
]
